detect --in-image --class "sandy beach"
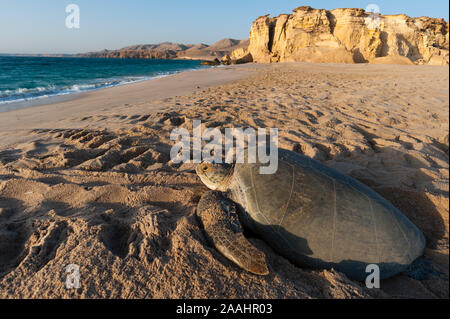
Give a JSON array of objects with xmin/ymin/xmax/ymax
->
[
  {"xmin": 0, "ymin": 62, "xmax": 448, "ymax": 298},
  {"xmin": 0, "ymin": 65, "xmax": 254, "ymax": 147}
]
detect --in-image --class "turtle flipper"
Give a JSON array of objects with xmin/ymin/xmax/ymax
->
[{"xmin": 197, "ymin": 191, "xmax": 269, "ymax": 276}]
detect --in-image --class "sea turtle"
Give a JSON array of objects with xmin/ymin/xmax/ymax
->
[{"xmin": 196, "ymin": 149, "xmax": 426, "ymax": 280}]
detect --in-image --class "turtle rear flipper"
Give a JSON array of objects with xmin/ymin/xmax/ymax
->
[{"xmin": 197, "ymin": 191, "xmax": 269, "ymax": 276}]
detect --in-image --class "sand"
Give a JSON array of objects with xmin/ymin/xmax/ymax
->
[{"xmin": 0, "ymin": 62, "xmax": 448, "ymax": 299}]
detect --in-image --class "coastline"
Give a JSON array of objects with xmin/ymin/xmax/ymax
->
[
  {"xmin": 0, "ymin": 74, "xmax": 171, "ymax": 112},
  {"xmin": 0, "ymin": 64, "xmax": 256, "ymax": 146},
  {"xmin": 0, "ymin": 57, "xmax": 216, "ymax": 113},
  {"xmin": 0, "ymin": 62, "xmax": 448, "ymax": 298}
]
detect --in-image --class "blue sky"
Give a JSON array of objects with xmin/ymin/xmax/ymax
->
[{"xmin": 0, "ymin": 0, "xmax": 448, "ymax": 54}]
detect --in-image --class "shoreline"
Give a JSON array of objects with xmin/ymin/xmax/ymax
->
[
  {"xmin": 0, "ymin": 62, "xmax": 446, "ymax": 149},
  {"xmin": 0, "ymin": 64, "xmax": 258, "ymax": 148},
  {"xmin": 0, "ymin": 63, "xmax": 216, "ymax": 113},
  {"xmin": 0, "ymin": 64, "xmax": 255, "ymax": 140}
]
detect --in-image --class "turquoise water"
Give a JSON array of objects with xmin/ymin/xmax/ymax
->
[{"xmin": 0, "ymin": 56, "xmax": 209, "ymax": 110}]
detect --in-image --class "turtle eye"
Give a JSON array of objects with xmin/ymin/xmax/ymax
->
[{"xmin": 202, "ymin": 164, "xmax": 209, "ymax": 172}]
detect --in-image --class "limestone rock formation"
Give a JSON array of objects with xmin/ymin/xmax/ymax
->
[
  {"xmin": 235, "ymin": 6, "xmax": 449, "ymax": 65},
  {"xmin": 232, "ymin": 52, "xmax": 253, "ymax": 64},
  {"xmin": 200, "ymin": 58, "xmax": 221, "ymax": 66},
  {"xmin": 221, "ymin": 54, "xmax": 232, "ymax": 65}
]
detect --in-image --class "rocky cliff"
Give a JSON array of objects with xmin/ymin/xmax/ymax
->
[{"xmin": 234, "ymin": 6, "xmax": 449, "ymax": 65}]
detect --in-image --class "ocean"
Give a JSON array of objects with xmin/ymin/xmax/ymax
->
[{"xmin": 0, "ymin": 56, "xmax": 210, "ymax": 111}]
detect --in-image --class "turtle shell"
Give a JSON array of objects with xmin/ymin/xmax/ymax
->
[{"xmin": 228, "ymin": 149, "xmax": 426, "ymax": 280}]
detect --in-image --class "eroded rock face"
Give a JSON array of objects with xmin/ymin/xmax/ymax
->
[{"xmin": 237, "ymin": 6, "xmax": 449, "ymax": 65}]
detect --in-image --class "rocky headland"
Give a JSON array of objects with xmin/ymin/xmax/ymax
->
[{"xmin": 232, "ymin": 6, "xmax": 449, "ymax": 65}]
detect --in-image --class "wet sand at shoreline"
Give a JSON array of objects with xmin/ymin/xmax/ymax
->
[{"xmin": 0, "ymin": 65, "xmax": 255, "ymax": 147}]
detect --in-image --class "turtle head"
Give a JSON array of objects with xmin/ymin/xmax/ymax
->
[{"xmin": 196, "ymin": 162, "xmax": 234, "ymax": 191}]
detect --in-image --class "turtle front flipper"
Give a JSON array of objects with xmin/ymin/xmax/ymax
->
[{"xmin": 197, "ymin": 191, "xmax": 269, "ymax": 276}]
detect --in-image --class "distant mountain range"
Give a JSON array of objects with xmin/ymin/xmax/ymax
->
[
  {"xmin": 77, "ymin": 38, "xmax": 249, "ymax": 61},
  {"xmin": 0, "ymin": 38, "xmax": 249, "ymax": 61}
]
